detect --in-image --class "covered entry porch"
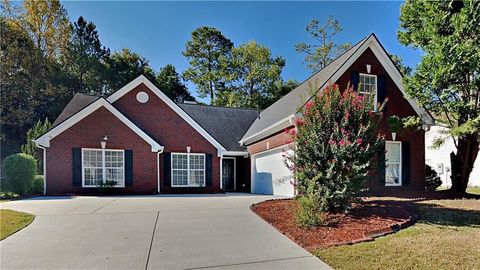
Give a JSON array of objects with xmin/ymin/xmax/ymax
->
[{"xmin": 220, "ymin": 152, "xmax": 251, "ymax": 193}]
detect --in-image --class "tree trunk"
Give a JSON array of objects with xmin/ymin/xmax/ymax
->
[{"xmin": 450, "ymin": 135, "xmax": 479, "ymax": 193}]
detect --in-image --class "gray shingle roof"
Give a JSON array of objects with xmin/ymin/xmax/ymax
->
[
  {"xmin": 178, "ymin": 103, "xmax": 259, "ymax": 151},
  {"xmin": 240, "ymin": 35, "xmax": 370, "ymax": 144},
  {"xmin": 51, "ymin": 93, "xmax": 100, "ymax": 128}
]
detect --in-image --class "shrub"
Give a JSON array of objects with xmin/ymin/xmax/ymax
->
[
  {"xmin": 31, "ymin": 175, "xmax": 44, "ymax": 195},
  {"xmin": 295, "ymin": 193, "xmax": 328, "ymax": 227},
  {"xmin": 285, "ymin": 84, "xmax": 384, "ymax": 215},
  {"xmin": 3, "ymin": 153, "xmax": 37, "ymax": 195},
  {"xmin": 21, "ymin": 118, "xmax": 51, "ymax": 174},
  {"xmin": 426, "ymin": 164, "xmax": 442, "ymax": 191}
]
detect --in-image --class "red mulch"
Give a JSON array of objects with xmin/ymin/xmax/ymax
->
[{"xmin": 250, "ymin": 199, "xmax": 416, "ymax": 250}]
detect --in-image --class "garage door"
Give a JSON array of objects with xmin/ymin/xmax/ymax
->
[{"xmin": 252, "ymin": 147, "xmax": 294, "ymax": 197}]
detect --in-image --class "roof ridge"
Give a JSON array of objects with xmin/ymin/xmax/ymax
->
[
  {"xmin": 256, "ymin": 34, "xmax": 370, "ymax": 117},
  {"xmin": 177, "ymin": 102, "xmax": 260, "ymax": 111}
]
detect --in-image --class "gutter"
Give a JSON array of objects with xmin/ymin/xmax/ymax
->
[{"xmin": 157, "ymin": 147, "xmax": 165, "ymax": 194}]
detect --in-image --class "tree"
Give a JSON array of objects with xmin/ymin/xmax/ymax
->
[
  {"xmin": 63, "ymin": 16, "xmax": 110, "ymax": 96},
  {"xmin": 389, "ymin": 54, "xmax": 412, "ymax": 76},
  {"xmin": 21, "ymin": 118, "xmax": 51, "ymax": 174},
  {"xmin": 0, "ymin": 18, "xmax": 42, "ymax": 155},
  {"xmin": 156, "ymin": 64, "xmax": 194, "ymax": 102},
  {"xmin": 285, "ymin": 84, "xmax": 383, "ymax": 216},
  {"xmin": 2, "ymin": 0, "xmax": 71, "ymax": 60},
  {"xmin": 398, "ymin": 0, "xmax": 480, "ymax": 193},
  {"xmin": 295, "ymin": 16, "xmax": 351, "ymax": 73},
  {"xmin": 229, "ymin": 41, "xmax": 286, "ymax": 108},
  {"xmin": 106, "ymin": 48, "xmax": 156, "ymax": 92},
  {"xmin": 182, "ymin": 26, "xmax": 234, "ymax": 103}
]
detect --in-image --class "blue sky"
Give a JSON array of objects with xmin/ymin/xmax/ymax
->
[{"xmin": 63, "ymin": 1, "xmax": 421, "ymax": 101}]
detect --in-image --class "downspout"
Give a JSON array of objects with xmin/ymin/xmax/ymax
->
[
  {"xmin": 36, "ymin": 144, "xmax": 47, "ymax": 195},
  {"xmin": 156, "ymin": 147, "xmax": 164, "ymax": 194}
]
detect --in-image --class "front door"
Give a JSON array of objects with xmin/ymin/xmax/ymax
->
[{"xmin": 222, "ymin": 158, "xmax": 235, "ymax": 191}]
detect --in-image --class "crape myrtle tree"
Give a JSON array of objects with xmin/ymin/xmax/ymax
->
[
  {"xmin": 285, "ymin": 84, "xmax": 384, "ymax": 218},
  {"xmin": 398, "ymin": 0, "xmax": 480, "ymax": 193}
]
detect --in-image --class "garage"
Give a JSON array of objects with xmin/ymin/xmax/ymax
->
[{"xmin": 251, "ymin": 147, "xmax": 295, "ymax": 197}]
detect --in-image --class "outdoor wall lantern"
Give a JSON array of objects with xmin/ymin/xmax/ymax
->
[
  {"xmin": 101, "ymin": 135, "xmax": 108, "ymax": 149},
  {"xmin": 186, "ymin": 146, "xmax": 191, "ymax": 153},
  {"xmin": 366, "ymin": 64, "xmax": 372, "ymax": 74}
]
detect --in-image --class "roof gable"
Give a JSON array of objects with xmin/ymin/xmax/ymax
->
[
  {"xmin": 107, "ymin": 76, "xmax": 227, "ymax": 154},
  {"xmin": 240, "ymin": 34, "xmax": 433, "ymax": 145},
  {"xmin": 35, "ymin": 98, "xmax": 163, "ymax": 152}
]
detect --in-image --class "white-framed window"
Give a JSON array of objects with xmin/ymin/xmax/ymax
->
[
  {"xmin": 359, "ymin": 73, "xmax": 377, "ymax": 110},
  {"xmin": 385, "ymin": 141, "xmax": 402, "ymax": 186},
  {"xmin": 171, "ymin": 153, "xmax": 205, "ymax": 187},
  {"xmin": 82, "ymin": 148, "xmax": 125, "ymax": 187}
]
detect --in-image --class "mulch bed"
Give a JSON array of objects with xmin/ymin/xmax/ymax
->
[{"xmin": 250, "ymin": 198, "xmax": 416, "ymax": 250}]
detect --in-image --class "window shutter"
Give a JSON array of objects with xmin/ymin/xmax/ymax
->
[
  {"xmin": 163, "ymin": 152, "xmax": 171, "ymax": 187},
  {"xmin": 72, "ymin": 148, "xmax": 82, "ymax": 186},
  {"xmin": 351, "ymin": 72, "xmax": 359, "ymax": 91},
  {"xmin": 125, "ymin": 150, "xmax": 133, "ymax": 187},
  {"xmin": 377, "ymin": 75, "xmax": 387, "ymax": 111},
  {"xmin": 377, "ymin": 142, "xmax": 386, "ymax": 184},
  {"xmin": 402, "ymin": 142, "xmax": 411, "ymax": 186},
  {"xmin": 205, "ymin": 153, "xmax": 212, "ymax": 186}
]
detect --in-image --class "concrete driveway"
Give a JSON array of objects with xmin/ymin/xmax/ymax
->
[{"xmin": 0, "ymin": 194, "xmax": 331, "ymax": 270}]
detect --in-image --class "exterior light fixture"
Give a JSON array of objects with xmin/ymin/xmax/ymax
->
[
  {"xmin": 101, "ymin": 135, "xmax": 108, "ymax": 149},
  {"xmin": 186, "ymin": 146, "xmax": 191, "ymax": 153},
  {"xmin": 366, "ymin": 64, "xmax": 371, "ymax": 74}
]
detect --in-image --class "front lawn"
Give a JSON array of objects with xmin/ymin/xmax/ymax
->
[
  {"xmin": 0, "ymin": 209, "xmax": 35, "ymax": 240},
  {"xmin": 467, "ymin": 187, "xmax": 480, "ymax": 195},
  {"xmin": 314, "ymin": 199, "xmax": 480, "ymax": 270}
]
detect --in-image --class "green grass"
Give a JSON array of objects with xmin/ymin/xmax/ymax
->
[
  {"xmin": 467, "ymin": 187, "xmax": 480, "ymax": 195},
  {"xmin": 314, "ymin": 199, "xmax": 480, "ymax": 270},
  {"xmin": 0, "ymin": 209, "xmax": 35, "ymax": 240}
]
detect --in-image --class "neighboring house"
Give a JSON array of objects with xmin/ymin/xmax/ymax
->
[
  {"xmin": 426, "ymin": 125, "xmax": 480, "ymax": 188},
  {"xmin": 35, "ymin": 33, "xmax": 433, "ymax": 196}
]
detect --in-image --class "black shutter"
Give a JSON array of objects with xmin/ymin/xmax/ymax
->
[
  {"xmin": 125, "ymin": 150, "xmax": 133, "ymax": 186},
  {"xmin": 205, "ymin": 153, "xmax": 212, "ymax": 186},
  {"xmin": 163, "ymin": 152, "xmax": 171, "ymax": 187},
  {"xmin": 377, "ymin": 75, "xmax": 387, "ymax": 111},
  {"xmin": 377, "ymin": 142, "xmax": 386, "ymax": 184},
  {"xmin": 351, "ymin": 72, "xmax": 359, "ymax": 91},
  {"xmin": 72, "ymin": 148, "xmax": 82, "ymax": 186},
  {"xmin": 402, "ymin": 142, "xmax": 411, "ymax": 186}
]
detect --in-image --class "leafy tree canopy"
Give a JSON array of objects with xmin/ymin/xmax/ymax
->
[
  {"xmin": 295, "ymin": 16, "xmax": 351, "ymax": 73},
  {"xmin": 182, "ymin": 26, "xmax": 234, "ymax": 102},
  {"xmin": 398, "ymin": 0, "xmax": 480, "ymax": 192},
  {"xmin": 156, "ymin": 64, "xmax": 194, "ymax": 102}
]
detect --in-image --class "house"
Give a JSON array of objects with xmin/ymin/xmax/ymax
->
[
  {"xmin": 426, "ymin": 125, "xmax": 480, "ymax": 188},
  {"xmin": 35, "ymin": 33, "xmax": 433, "ymax": 196}
]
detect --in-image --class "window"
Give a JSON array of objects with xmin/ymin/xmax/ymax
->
[
  {"xmin": 82, "ymin": 149, "xmax": 124, "ymax": 187},
  {"xmin": 171, "ymin": 153, "xmax": 205, "ymax": 187},
  {"xmin": 359, "ymin": 74, "xmax": 377, "ymax": 110},
  {"xmin": 385, "ymin": 141, "xmax": 401, "ymax": 186}
]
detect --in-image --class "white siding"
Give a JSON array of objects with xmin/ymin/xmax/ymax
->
[{"xmin": 425, "ymin": 126, "xmax": 480, "ymax": 187}]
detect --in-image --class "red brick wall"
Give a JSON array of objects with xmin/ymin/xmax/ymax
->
[
  {"xmin": 247, "ymin": 128, "xmax": 294, "ymax": 155},
  {"xmin": 112, "ymin": 83, "xmax": 221, "ymax": 193},
  {"xmin": 335, "ymin": 48, "xmax": 425, "ymax": 190},
  {"xmin": 46, "ymin": 107, "xmax": 158, "ymax": 194},
  {"xmin": 247, "ymin": 48, "xmax": 425, "ymax": 190}
]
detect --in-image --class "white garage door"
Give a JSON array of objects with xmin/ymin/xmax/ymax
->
[{"xmin": 252, "ymin": 147, "xmax": 294, "ymax": 197}]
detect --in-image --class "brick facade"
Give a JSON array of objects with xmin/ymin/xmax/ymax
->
[
  {"xmin": 247, "ymin": 48, "xmax": 426, "ymax": 190},
  {"xmin": 46, "ymin": 107, "xmax": 158, "ymax": 194}
]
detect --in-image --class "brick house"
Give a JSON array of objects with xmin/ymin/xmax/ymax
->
[{"xmin": 35, "ymin": 34, "xmax": 433, "ymax": 195}]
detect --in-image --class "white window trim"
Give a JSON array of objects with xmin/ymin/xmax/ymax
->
[
  {"xmin": 385, "ymin": 141, "xmax": 402, "ymax": 187},
  {"xmin": 222, "ymin": 157, "xmax": 236, "ymax": 191},
  {"xmin": 171, "ymin": 153, "xmax": 206, "ymax": 187},
  {"xmin": 81, "ymin": 148, "xmax": 125, "ymax": 188},
  {"xmin": 359, "ymin": 73, "xmax": 378, "ymax": 111}
]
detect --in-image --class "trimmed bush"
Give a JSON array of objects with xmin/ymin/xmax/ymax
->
[
  {"xmin": 31, "ymin": 175, "xmax": 44, "ymax": 195},
  {"xmin": 3, "ymin": 153, "xmax": 36, "ymax": 195},
  {"xmin": 426, "ymin": 164, "xmax": 442, "ymax": 191}
]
